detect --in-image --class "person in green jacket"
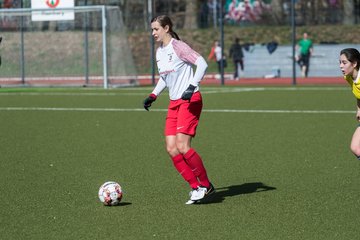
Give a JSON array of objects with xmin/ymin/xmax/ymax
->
[{"xmin": 296, "ymin": 32, "xmax": 313, "ymax": 78}]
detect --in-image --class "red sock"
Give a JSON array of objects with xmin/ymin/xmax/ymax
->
[
  {"xmin": 183, "ymin": 148, "xmax": 210, "ymax": 188},
  {"xmin": 171, "ymin": 154, "xmax": 199, "ymax": 189}
]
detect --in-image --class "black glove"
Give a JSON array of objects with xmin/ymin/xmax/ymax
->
[
  {"xmin": 181, "ymin": 84, "xmax": 196, "ymax": 100},
  {"xmin": 143, "ymin": 94, "xmax": 157, "ymax": 111}
]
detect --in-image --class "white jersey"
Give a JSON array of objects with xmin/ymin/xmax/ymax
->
[
  {"xmin": 152, "ymin": 38, "xmax": 208, "ymax": 100},
  {"xmin": 214, "ymin": 46, "xmax": 222, "ymax": 61}
]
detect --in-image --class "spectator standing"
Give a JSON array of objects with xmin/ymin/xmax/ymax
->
[
  {"xmin": 207, "ymin": 40, "xmax": 225, "ymax": 76},
  {"xmin": 296, "ymin": 32, "xmax": 313, "ymax": 78},
  {"xmin": 229, "ymin": 37, "xmax": 244, "ymax": 80}
]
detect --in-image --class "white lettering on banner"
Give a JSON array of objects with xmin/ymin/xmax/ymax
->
[{"xmin": 31, "ymin": 0, "xmax": 74, "ymax": 21}]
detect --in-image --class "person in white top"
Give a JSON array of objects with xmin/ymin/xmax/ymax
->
[
  {"xmin": 208, "ymin": 40, "xmax": 224, "ymax": 75},
  {"xmin": 143, "ymin": 15, "xmax": 215, "ymax": 204}
]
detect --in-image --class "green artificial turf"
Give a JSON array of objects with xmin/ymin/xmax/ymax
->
[{"xmin": 0, "ymin": 86, "xmax": 359, "ymax": 239}]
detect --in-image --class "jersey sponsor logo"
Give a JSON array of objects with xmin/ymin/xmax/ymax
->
[
  {"xmin": 159, "ymin": 69, "xmax": 175, "ymax": 75},
  {"xmin": 168, "ymin": 53, "xmax": 174, "ymax": 63}
]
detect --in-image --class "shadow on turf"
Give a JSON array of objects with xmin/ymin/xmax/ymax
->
[
  {"xmin": 199, "ymin": 182, "xmax": 276, "ymax": 204},
  {"xmin": 105, "ymin": 202, "xmax": 132, "ymax": 207}
]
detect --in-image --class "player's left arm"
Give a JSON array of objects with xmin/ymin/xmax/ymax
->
[
  {"xmin": 189, "ymin": 56, "xmax": 208, "ymax": 87},
  {"xmin": 356, "ymin": 98, "xmax": 360, "ymax": 122},
  {"xmin": 175, "ymin": 41, "xmax": 208, "ymax": 87},
  {"xmin": 175, "ymin": 40, "xmax": 208, "ymax": 100},
  {"xmin": 181, "ymin": 56, "xmax": 208, "ymax": 100},
  {"xmin": 309, "ymin": 41, "xmax": 314, "ymax": 56}
]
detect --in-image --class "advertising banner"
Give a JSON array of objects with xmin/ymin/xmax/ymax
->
[{"xmin": 31, "ymin": 0, "xmax": 75, "ymax": 21}]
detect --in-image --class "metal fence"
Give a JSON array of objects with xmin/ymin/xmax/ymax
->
[
  {"xmin": 1, "ymin": 0, "xmax": 360, "ymax": 85},
  {"xmin": 2, "ymin": 1, "xmax": 359, "ymax": 30},
  {"xmin": 0, "ymin": 6, "xmax": 137, "ymax": 88}
]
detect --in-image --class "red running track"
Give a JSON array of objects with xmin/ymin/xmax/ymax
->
[{"xmin": 0, "ymin": 75, "xmax": 346, "ymax": 87}]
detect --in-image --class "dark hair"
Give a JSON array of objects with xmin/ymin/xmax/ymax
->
[
  {"xmin": 151, "ymin": 15, "xmax": 180, "ymax": 40},
  {"xmin": 341, "ymin": 48, "xmax": 360, "ymax": 70}
]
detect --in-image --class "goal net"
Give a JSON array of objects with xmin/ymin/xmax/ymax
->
[{"xmin": 0, "ymin": 6, "xmax": 138, "ymax": 88}]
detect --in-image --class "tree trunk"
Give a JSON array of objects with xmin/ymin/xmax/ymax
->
[
  {"xmin": 343, "ymin": 0, "xmax": 354, "ymax": 25},
  {"xmin": 184, "ymin": 0, "xmax": 197, "ymax": 29},
  {"xmin": 270, "ymin": 0, "xmax": 285, "ymax": 24}
]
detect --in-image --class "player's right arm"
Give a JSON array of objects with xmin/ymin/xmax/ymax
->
[
  {"xmin": 152, "ymin": 77, "xmax": 166, "ymax": 96},
  {"xmin": 143, "ymin": 77, "xmax": 166, "ymax": 111}
]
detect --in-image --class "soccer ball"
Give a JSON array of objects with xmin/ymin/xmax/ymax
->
[{"xmin": 98, "ymin": 181, "xmax": 123, "ymax": 206}]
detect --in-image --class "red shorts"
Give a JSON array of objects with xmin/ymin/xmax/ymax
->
[{"xmin": 165, "ymin": 91, "xmax": 203, "ymax": 137}]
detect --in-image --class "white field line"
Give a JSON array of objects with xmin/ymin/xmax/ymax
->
[
  {"xmin": 0, "ymin": 92, "xmax": 146, "ymax": 96},
  {"xmin": 0, "ymin": 107, "xmax": 354, "ymax": 114},
  {"xmin": 0, "ymin": 86, "xmax": 349, "ymax": 96},
  {"xmin": 201, "ymin": 87, "xmax": 349, "ymax": 94},
  {"xmin": 0, "ymin": 87, "xmax": 352, "ymax": 114}
]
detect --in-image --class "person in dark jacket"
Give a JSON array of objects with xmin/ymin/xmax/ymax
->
[{"xmin": 229, "ymin": 37, "xmax": 244, "ymax": 80}]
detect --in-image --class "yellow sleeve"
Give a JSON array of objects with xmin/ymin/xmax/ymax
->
[
  {"xmin": 345, "ymin": 75, "xmax": 360, "ymax": 99},
  {"xmin": 353, "ymin": 84, "xmax": 360, "ymax": 99},
  {"xmin": 344, "ymin": 75, "xmax": 352, "ymax": 86}
]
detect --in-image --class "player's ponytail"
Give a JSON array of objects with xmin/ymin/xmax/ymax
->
[
  {"xmin": 170, "ymin": 31, "xmax": 180, "ymax": 40},
  {"xmin": 151, "ymin": 15, "xmax": 180, "ymax": 40}
]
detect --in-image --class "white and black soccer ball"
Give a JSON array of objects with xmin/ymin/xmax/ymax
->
[{"xmin": 98, "ymin": 181, "xmax": 123, "ymax": 206}]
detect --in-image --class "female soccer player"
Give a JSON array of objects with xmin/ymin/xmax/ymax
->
[
  {"xmin": 339, "ymin": 48, "xmax": 360, "ymax": 160},
  {"xmin": 143, "ymin": 15, "xmax": 214, "ymax": 204}
]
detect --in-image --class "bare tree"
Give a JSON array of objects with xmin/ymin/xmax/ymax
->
[
  {"xmin": 270, "ymin": 0, "xmax": 285, "ymax": 24},
  {"xmin": 343, "ymin": 0, "xmax": 355, "ymax": 25},
  {"xmin": 184, "ymin": 0, "xmax": 197, "ymax": 29}
]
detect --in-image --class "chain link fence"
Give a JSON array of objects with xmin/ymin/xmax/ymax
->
[
  {"xmin": 0, "ymin": 5, "xmax": 137, "ymax": 87},
  {"xmin": 1, "ymin": 0, "xmax": 360, "ymax": 83},
  {"xmin": 2, "ymin": 1, "xmax": 358, "ymax": 33}
]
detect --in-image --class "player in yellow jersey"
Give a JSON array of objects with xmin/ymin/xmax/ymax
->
[{"xmin": 339, "ymin": 48, "xmax": 360, "ymax": 160}]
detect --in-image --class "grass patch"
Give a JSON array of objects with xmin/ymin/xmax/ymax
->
[{"xmin": 0, "ymin": 86, "xmax": 359, "ymax": 239}]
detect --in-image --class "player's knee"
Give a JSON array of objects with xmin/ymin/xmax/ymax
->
[
  {"xmin": 175, "ymin": 144, "xmax": 187, "ymax": 155},
  {"xmin": 175, "ymin": 141, "xmax": 189, "ymax": 154},
  {"xmin": 350, "ymin": 144, "xmax": 360, "ymax": 157},
  {"xmin": 166, "ymin": 144, "xmax": 178, "ymax": 157}
]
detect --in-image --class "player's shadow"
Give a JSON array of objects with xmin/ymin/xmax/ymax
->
[{"xmin": 201, "ymin": 182, "xmax": 276, "ymax": 204}]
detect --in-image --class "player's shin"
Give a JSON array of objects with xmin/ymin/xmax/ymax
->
[
  {"xmin": 171, "ymin": 154, "xmax": 199, "ymax": 189},
  {"xmin": 183, "ymin": 148, "xmax": 210, "ymax": 188}
]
